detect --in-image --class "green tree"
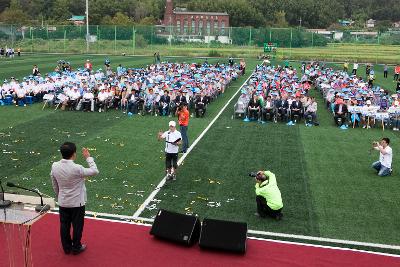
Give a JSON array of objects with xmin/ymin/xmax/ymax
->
[
  {"xmin": 0, "ymin": 0, "xmax": 29, "ymax": 24},
  {"xmin": 101, "ymin": 12, "xmax": 133, "ymax": 25},
  {"xmin": 138, "ymin": 16, "xmax": 157, "ymax": 25},
  {"xmin": 274, "ymin": 11, "xmax": 288, "ymax": 27},
  {"xmin": 89, "ymin": 0, "xmax": 118, "ymax": 25},
  {"xmin": 0, "ymin": 0, "xmax": 11, "ymax": 13},
  {"xmin": 27, "ymin": 0, "xmax": 54, "ymax": 19},
  {"xmin": 52, "ymin": 0, "xmax": 71, "ymax": 22}
]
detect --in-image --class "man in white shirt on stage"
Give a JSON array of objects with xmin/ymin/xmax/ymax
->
[
  {"xmin": 372, "ymin": 138, "xmax": 393, "ymax": 177},
  {"xmin": 158, "ymin": 121, "xmax": 182, "ymax": 181},
  {"xmin": 51, "ymin": 142, "xmax": 99, "ymax": 255}
]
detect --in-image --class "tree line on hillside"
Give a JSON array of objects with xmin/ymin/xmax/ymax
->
[{"xmin": 0, "ymin": 0, "xmax": 399, "ymax": 29}]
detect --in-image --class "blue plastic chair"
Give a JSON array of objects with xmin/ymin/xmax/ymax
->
[
  {"xmin": 4, "ymin": 96, "xmax": 13, "ymax": 105},
  {"xmin": 25, "ymin": 96, "xmax": 33, "ymax": 105},
  {"xmin": 18, "ymin": 98, "xmax": 25, "ymax": 106}
]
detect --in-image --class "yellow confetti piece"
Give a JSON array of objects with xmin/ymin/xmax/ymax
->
[
  {"xmin": 115, "ymin": 166, "xmax": 123, "ymax": 171},
  {"xmin": 184, "ymin": 207, "xmax": 191, "ymax": 211},
  {"xmin": 193, "ymin": 179, "xmax": 201, "ymax": 182},
  {"xmin": 197, "ymin": 196, "xmax": 208, "ymax": 201},
  {"xmin": 11, "ymin": 158, "xmax": 19, "ymax": 161}
]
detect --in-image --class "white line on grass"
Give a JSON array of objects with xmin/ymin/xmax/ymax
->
[
  {"xmin": 50, "ymin": 210, "xmax": 400, "ymax": 258},
  {"xmin": 49, "ymin": 211, "xmax": 152, "ymax": 227},
  {"xmin": 132, "ymin": 73, "xmax": 253, "ymax": 219},
  {"xmin": 120, "ymin": 215, "xmax": 400, "ymax": 252},
  {"xmin": 22, "ymin": 52, "xmax": 240, "ymax": 60},
  {"xmin": 248, "ymin": 236, "xmax": 400, "ymax": 259},
  {"xmin": 247, "ymin": 229, "xmax": 400, "ymax": 251}
]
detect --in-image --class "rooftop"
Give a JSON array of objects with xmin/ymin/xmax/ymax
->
[
  {"xmin": 174, "ymin": 10, "xmax": 228, "ymax": 16},
  {"xmin": 68, "ymin": 16, "xmax": 85, "ymax": 21}
]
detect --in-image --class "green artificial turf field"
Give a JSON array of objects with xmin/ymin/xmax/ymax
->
[
  {"xmin": 0, "ymin": 55, "xmax": 258, "ymax": 215},
  {"xmin": 1, "ymin": 55, "xmax": 399, "ymax": 253}
]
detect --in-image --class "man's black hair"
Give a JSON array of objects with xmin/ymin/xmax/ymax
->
[
  {"xmin": 382, "ymin": 138, "xmax": 390, "ymax": 145},
  {"xmin": 60, "ymin": 142, "xmax": 77, "ymax": 159}
]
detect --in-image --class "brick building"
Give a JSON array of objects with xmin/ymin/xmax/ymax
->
[{"xmin": 162, "ymin": 0, "xmax": 230, "ymax": 43}]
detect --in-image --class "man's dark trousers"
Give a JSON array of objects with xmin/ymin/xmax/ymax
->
[
  {"xmin": 256, "ymin": 196, "xmax": 282, "ymax": 218},
  {"xmin": 59, "ymin": 206, "xmax": 85, "ymax": 253},
  {"xmin": 180, "ymin": 125, "xmax": 189, "ymax": 153}
]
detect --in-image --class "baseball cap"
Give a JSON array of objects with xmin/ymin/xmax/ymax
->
[{"xmin": 168, "ymin": 121, "xmax": 176, "ymax": 127}]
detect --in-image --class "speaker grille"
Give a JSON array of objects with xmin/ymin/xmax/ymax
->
[
  {"xmin": 199, "ymin": 218, "xmax": 247, "ymax": 253},
  {"xmin": 150, "ymin": 209, "xmax": 200, "ymax": 246}
]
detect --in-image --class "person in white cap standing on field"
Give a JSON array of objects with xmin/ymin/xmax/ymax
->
[{"xmin": 158, "ymin": 121, "xmax": 182, "ymax": 181}]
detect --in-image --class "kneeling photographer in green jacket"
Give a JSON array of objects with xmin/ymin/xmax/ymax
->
[{"xmin": 251, "ymin": 170, "xmax": 283, "ymax": 220}]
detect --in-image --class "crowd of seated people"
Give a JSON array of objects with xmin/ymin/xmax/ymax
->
[
  {"xmin": 234, "ymin": 63, "xmax": 319, "ymax": 126},
  {"xmin": 0, "ymin": 60, "xmax": 243, "ymax": 118},
  {"xmin": 316, "ymin": 66, "xmax": 400, "ymax": 130}
]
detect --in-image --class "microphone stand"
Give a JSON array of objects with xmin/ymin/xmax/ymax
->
[
  {"xmin": 7, "ymin": 183, "xmax": 50, "ymax": 212},
  {"xmin": 0, "ymin": 181, "xmax": 11, "ymax": 208}
]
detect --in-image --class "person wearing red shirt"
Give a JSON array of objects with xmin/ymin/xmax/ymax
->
[
  {"xmin": 84, "ymin": 60, "xmax": 92, "ymax": 72},
  {"xmin": 394, "ymin": 65, "xmax": 400, "ymax": 81},
  {"xmin": 176, "ymin": 103, "xmax": 190, "ymax": 153}
]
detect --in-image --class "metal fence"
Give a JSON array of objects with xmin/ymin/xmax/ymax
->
[
  {"xmin": 0, "ymin": 24, "xmax": 331, "ymax": 53},
  {"xmin": 0, "ymin": 24, "xmax": 399, "ymax": 63}
]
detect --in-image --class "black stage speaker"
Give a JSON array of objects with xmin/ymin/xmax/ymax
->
[
  {"xmin": 199, "ymin": 218, "xmax": 248, "ymax": 253},
  {"xmin": 150, "ymin": 209, "xmax": 201, "ymax": 246}
]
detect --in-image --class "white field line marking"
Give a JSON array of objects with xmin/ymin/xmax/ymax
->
[
  {"xmin": 247, "ymin": 229, "xmax": 400, "ymax": 251},
  {"xmin": 248, "ymin": 236, "xmax": 400, "ymax": 259},
  {"xmin": 49, "ymin": 210, "xmax": 400, "ymax": 258},
  {"xmin": 21, "ymin": 52, "xmax": 227, "ymax": 59},
  {"xmin": 132, "ymin": 74, "xmax": 253, "ymax": 219},
  {"xmin": 52, "ymin": 208, "xmax": 155, "ymax": 223},
  {"xmin": 84, "ymin": 215, "xmax": 152, "ymax": 227},
  {"xmin": 48, "ymin": 211, "xmax": 151, "ymax": 227},
  {"xmin": 117, "ymin": 215, "xmax": 400, "ymax": 251}
]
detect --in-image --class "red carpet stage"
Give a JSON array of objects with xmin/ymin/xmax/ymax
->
[{"xmin": 1, "ymin": 213, "xmax": 399, "ymax": 267}]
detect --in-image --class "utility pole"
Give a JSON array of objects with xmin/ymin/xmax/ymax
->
[
  {"xmin": 86, "ymin": 0, "xmax": 89, "ymax": 53},
  {"xmin": 299, "ymin": 17, "xmax": 302, "ymax": 28}
]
